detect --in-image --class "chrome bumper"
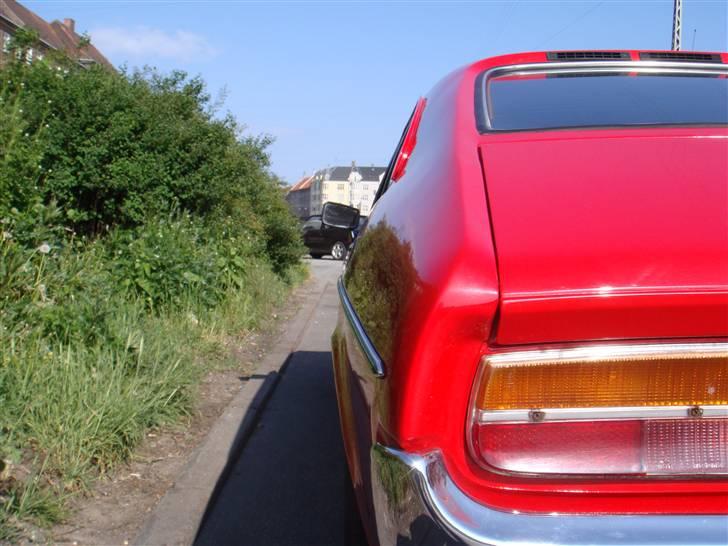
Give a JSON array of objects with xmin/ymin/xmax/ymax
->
[{"xmin": 371, "ymin": 444, "xmax": 728, "ymax": 546}]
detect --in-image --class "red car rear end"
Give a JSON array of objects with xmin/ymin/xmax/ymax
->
[{"xmin": 332, "ymin": 50, "xmax": 728, "ymax": 545}]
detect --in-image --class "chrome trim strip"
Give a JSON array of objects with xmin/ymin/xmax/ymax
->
[
  {"xmin": 485, "ymin": 341, "xmax": 728, "ymax": 365},
  {"xmin": 371, "ymin": 444, "xmax": 728, "ymax": 546},
  {"xmin": 480, "ymin": 61, "xmax": 728, "ymax": 131},
  {"xmin": 337, "ymin": 277, "xmax": 385, "ymax": 377},
  {"xmin": 479, "ymin": 405, "xmax": 728, "ymax": 424}
]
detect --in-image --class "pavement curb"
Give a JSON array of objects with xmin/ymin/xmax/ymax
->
[{"xmin": 134, "ymin": 272, "xmax": 332, "ymax": 546}]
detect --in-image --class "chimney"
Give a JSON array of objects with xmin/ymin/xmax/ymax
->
[{"xmin": 62, "ymin": 18, "xmax": 75, "ymax": 32}]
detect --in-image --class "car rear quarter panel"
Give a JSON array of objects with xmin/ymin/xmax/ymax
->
[
  {"xmin": 333, "ymin": 60, "xmax": 501, "ymax": 532},
  {"xmin": 343, "ymin": 62, "xmax": 500, "ymax": 446}
]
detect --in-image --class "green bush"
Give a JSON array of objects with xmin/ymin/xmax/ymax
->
[
  {"xmin": 103, "ymin": 209, "xmax": 297, "ymax": 308},
  {"xmin": 0, "ymin": 52, "xmax": 303, "ymax": 267},
  {"xmin": 0, "ymin": 35, "xmax": 306, "ymax": 537}
]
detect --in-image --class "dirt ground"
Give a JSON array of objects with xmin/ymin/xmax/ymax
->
[{"xmin": 44, "ymin": 278, "xmax": 312, "ymax": 546}]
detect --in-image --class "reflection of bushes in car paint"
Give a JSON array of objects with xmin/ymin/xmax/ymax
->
[
  {"xmin": 331, "ymin": 328, "xmax": 362, "ymax": 486},
  {"xmin": 371, "ymin": 446, "xmax": 412, "ymax": 515},
  {"xmin": 343, "ymin": 220, "xmax": 420, "ymax": 365}
]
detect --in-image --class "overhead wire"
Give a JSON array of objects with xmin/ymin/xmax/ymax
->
[
  {"xmin": 537, "ymin": 1, "xmax": 605, "ymax": 47},
  {"xmin": 492, "ymin": 0, "xmax": 520, "ymax": 51}
]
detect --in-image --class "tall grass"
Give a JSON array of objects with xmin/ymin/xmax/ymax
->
[{"xmin": 0, "ymin": 229, "xmax": 304, "ymax": 539}]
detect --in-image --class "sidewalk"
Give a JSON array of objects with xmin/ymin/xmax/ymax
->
[{"xmin": 135, "ymin": 260, "xmax": 342, "ymax": 546}]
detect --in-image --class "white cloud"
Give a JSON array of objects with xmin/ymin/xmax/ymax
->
[{"xmin": 90, "ymin": 26, "xmax": 218, "ymax": 62}]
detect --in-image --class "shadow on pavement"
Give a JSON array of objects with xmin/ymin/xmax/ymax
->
[{"xmin": 194, "ymin": 350, "xmax": 355, "ymax": 546}]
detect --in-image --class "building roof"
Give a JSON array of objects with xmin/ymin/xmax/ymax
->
[
  {"xmin": 288, "ymin": 175, "xmax": 313, "ymax": 193},
  {"xmin": 319, "ymin": 164, "xmax": 387, "ymax": 182},
  {"xmin": 50, "ymin": 19, "xmax": 113, "ymax": 68},
  {"xmin": 326, "ymin": 166, "xmax": 354, "ymax": 181},
  {"xmin": 357, "ymin": 166, "xmax": 387, "ymax": 181},
  {"xmin": 0, "ymin": 0, "xmax": 113, "ymax": 68}
]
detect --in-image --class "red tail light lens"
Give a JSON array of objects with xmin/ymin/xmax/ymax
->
[
  {"xmin": 470, "ymin": 343, "xmax": 728, "ymax": 477},
  {"xmin": 476, "ymin": 421, "xmax": 641, "ymax": 474},
  {"xmin": 391, "ymin": 97, "xmax": 426, "ymax": 182},
  {"xmin": 475, "ymin": 419, "xmax": 728, "ymax": 475}
]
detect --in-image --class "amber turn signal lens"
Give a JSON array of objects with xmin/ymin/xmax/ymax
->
[{"xmin": 477, "ymin": 346, "xmax": 728, "ymax": 410}]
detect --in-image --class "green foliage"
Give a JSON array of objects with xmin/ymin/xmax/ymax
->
[
  {"xmin": 0, "ymin": 219, "xmax": 297, "ymax": 536},
  {"xmin": 0, "ymin": 234, "xmax": 291, "ymax": 483},
  {"xmin": 4, "ymin": 28, "xmax": 41, "ymax": 59},
  {"xmin": 0, "ymin": 232, "xmax": 114, "ymax": 345},
  {"xmin": 0, "ymin": 55, "xmax": 303, "ymax": 267},
  {"xmin": 105, "ymin": 212, "xmax": 261, "ymax": 309},
  {"xmin": 0, "ymin": 78, "xmax": 46, "ymax": 216},
  {"xmin": 0, "ymin": 37, "xmax": 305, "ymax": 537}
]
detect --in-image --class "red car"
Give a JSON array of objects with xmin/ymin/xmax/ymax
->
[{"xmin": 331, "ymin": 50, "xmax": 728, "ymax": 545}]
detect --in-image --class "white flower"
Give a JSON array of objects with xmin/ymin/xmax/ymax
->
[
  {"xmin": 37, "ymin": 243, "xmax": 51, "ymax": 254},
  {"xmin": 2, "ymin": 231, "xmax": 11, "ymax": 240}
]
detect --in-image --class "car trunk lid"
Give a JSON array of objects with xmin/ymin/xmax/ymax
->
[{"xmin": 479, "ymin": 129, "xmax": 728, "ymax": 345}]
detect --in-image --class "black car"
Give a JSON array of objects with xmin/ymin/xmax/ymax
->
[{"xmin": 301, "ymin": 202, "xmax": 360, "ymax": 260}]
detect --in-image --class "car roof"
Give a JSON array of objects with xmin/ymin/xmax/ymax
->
[{"xmin": 462, "ymin": 50, "xmax": 728, "ymax": 73}]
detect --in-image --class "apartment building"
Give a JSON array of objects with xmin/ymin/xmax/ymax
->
[
  {"xmin": 349, "ymin": 165, "xmax": 386, "ymax": 216},
  {"xmin": 308, "ymin": 163, "xmax": 386, "ymax": 216},
  {"xmin": 285, "ymin": 174, "xmax": 313, "ymax": 219}
]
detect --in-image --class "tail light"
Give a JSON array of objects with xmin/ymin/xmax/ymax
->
[
  {"xmin": 470, "ymin": 343, "xmax": 728, "ymax": 476},
  {"xmin": 390, "ymin": 97, "xmax": 426, "ymax": 182}
]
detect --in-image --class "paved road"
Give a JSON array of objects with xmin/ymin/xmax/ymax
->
[{"xmin": 195, "ymin": 258, "xmax": 356, "ymax": 546}]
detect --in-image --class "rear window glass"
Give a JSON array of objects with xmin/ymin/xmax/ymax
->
[
  {"xmin": 484, "ymin": 72, "xmax": 728, "ymax": 131},
  {"xmin": 302, "ymin": 217, "xmax": 321, "ymax": 232}
]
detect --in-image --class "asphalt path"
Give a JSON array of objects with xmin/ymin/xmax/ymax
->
[{"xmin": 195, "ymin": 258, "xmax": 356, "ymax": 546}]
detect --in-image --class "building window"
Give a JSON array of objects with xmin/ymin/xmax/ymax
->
[
  {"xmin": 337, "ymin": 184, "xmax": 345, "ymax": 191},
  {"xmin": 2, "ymin": 33, "xmax": 11, "ymax": 54}
]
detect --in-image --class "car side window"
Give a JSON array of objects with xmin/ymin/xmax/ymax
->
[{"xmin": 302, "ymin": 216, "xmax": 322, "ymax": 232}]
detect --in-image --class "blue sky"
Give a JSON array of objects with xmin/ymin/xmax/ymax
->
[{"xmin": 25, "ymin": 1, "xmax": 728, "ymax": 184}]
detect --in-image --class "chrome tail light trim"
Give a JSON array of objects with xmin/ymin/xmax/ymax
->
[
  {"xmin": 478, "ymin": 405, "xmax": 728, "ymax": 424},
  {"xmin": 485, "ymin": 341, "xmax": 728, "ymax": 365}
]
